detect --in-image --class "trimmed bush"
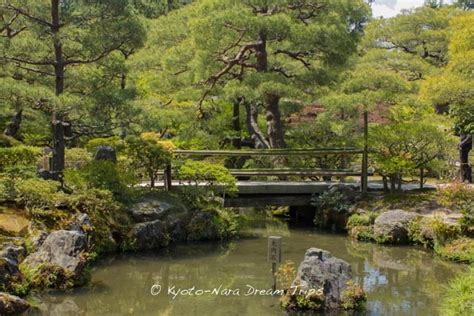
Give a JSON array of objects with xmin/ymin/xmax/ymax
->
[
  {"xmin": 0, "ymin": 146, "xmax": 41, "ymax": 171},
  {"xmin": 15, "ymin": 178, "xmax": 60, "ymax": 209}
]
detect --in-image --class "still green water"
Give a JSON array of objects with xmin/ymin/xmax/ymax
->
[{"xmin": 34, "ymin": 217, "xmax": 464, "ymax": 316}]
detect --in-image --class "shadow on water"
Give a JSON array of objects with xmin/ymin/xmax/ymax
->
[{"xmin": 29, "ymin": 214, "xmax": 465, "ymax": 316}]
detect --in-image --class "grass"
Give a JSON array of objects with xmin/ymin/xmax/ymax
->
[{"xmin": 440, "ymin": 266, "xmax": 474, "ymax": 316}]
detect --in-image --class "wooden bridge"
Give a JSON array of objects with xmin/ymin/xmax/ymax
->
[{"xmin": 157, "ymin": 147, "xmax": 371, "ymax": 206}]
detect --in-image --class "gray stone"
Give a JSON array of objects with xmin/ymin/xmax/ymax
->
[
  {"xmin": 23, "ymin": 230, "xmax": 88, "ymax": 279},
  {"xmin": 94, "ymin": 145, "xmax": 117, "ymax": 162},
  {"xmin": 129, "ymin": 197, "xmax": 189, "ymax": 224},
  {"xmin": 291, "ymin": 248, "xmax": 352, "ymax": 309},
  {"xmin": 129, "ymin": 200, "xmax": 173, "ymax": 222},
  {"xmin": 0, "ymin": 245, "xmax": 24, "ymax": 288},
  {"xmin": 374, "ymin": 210, "xmax": 417, "ymax": 243},
  {"xmin": 69, "ymin": 213, "xmax": 93, "ymax": 234},
  {"xmin": 168, "ymin": 218, "xmax": 187, "ymax": 242},
  {"xmin": 0, "ymin": 292, "xmax": 30, "ymax": 315},
  {"xmin": 29, "ymin": 231, "xmax": 49, "ymax": 250},
  {"xmin": 129, "ymin": 220, "xmax": 169, "ymax": 250},
  {"xmin": 186, "ymin": 212, "xmax": 219, "ymax": 241}
]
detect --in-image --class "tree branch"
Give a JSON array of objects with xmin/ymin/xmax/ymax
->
[
  {"xmin": 3, "ymin": 4, "xmax": 52, "ymax": 28},
  {"xmin": 274, "ymin": 49, "xmax": 311, "ymax": 69}
]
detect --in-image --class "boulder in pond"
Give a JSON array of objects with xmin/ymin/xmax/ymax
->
[
  {"xmin": 23, "ymin": 230, "xmax": 88, "ymax": 282},
  {"xmin": 373, "ymin": 210, "xmax": 417, "ymax": 244},
  {"xmin": 186, "ymin": 211, "xmax": 219, "ymax": 241},
  {"xmin": 282, "ymin": 248, "xmax": 365, "ymax": 311},
  {"xmin": 129, "ymin": 220, "xmax": 169, "ymax": 250},
  {"xmin": 0, "ymin": 292, "xmax": 30, "ymax": 315}
]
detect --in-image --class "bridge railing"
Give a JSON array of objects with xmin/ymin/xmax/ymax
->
[{"xmin": 161, "ymin": 147, "xmax": 370, "ymax": 193}]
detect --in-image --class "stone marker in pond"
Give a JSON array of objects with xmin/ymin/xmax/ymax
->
[{"xmin": 281, "ymin": 248, "xmax": 366, "ymax": 312}]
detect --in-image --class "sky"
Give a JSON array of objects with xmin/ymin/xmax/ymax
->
[{"xmin": 371, "ymin": 0, "xmax": 454, "ymax": 18}]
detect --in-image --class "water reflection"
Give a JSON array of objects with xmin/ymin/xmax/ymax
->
[{"xmin": 30, "ymin": 218, "xmax": 465, "ymax": 316}]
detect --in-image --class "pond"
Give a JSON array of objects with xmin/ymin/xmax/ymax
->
[{"xmin": 31, "ymin": 214, "xmax": 465, "ymax": 316}]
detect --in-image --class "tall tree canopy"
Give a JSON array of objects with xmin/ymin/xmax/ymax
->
[
  {"xmin": 133, "ymin": 0, "xmax": 370, "ymax": 148},
  {"xmin": 0, "ymin": 0, "xmax": 145, "ymax": 177}
]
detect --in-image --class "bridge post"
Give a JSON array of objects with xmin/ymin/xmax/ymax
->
[
  {"xmin": 164, "ymin": 163, "xmax": 172, "ymax": 191},
  {"xmin": 361, "ymin": 110, "xmax": 369, "ymax": 194}
]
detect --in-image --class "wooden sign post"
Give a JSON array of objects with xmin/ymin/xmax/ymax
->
[{"xmin": 268, "ymin": 236, "xmax": 282, "ymax": 291}]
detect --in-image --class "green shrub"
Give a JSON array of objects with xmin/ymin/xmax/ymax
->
[
  {"xmin": 435, "ymin": 238, "xmax": 474, "ymax": 264},
  {"xmin": 311, "ymin": 191, "xmax": 351, "ymax": 229},
  {"xmin": 65, "ymin": 188, "xmax": 123, "ymax": 254},
  {"xmin": 64, "ymin": 160, "xmax": 133, "ymax": 198},
  {"xmin": 429, "ymin": 217, "xmax": 462, "ymax": 246},
  {"xmin": 176, "ymin": 160, "xmax": 237, "ymax": 209},
  {"xmin": 125, "ymin": 135, "xmax": 174, "ymax": 188},
  {"xmin": 0, "ymin": 134, "xmax": 21, "ymax": 147},
  {"xmin": 437, "ymin": 183, "xmax": 474, "ymax": 211},
  {"xmin": 341, "ymin": 280, "xmax": 367, "ymax": 310},
  {"xmin": 0, "ymin": 146, "xmax": 41, "ymax": 171},
  {"xmin": 440, "ymin": 266, "xmax": 474, "ymax": 316},
  {"xmin": 15, "ymin": 178, "xmax": 60, "ymax": 209},
  {"xmin": 347, "ymin": 213, "xmax": 377, "ymax": 229},
  {"xmin": 65, "ymin": 148, "xmax": 92, "ymax": 169}
]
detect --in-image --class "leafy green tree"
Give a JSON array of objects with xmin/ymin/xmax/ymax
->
[
  {"xmin": 125, "ymin": 133, "xmax": 174, "ymax": 188},
  {"xmin": 0, "ymin": 0, "xmax": 145, "ymax": 178},
  {"xmin": 133, "ymin": 0, "xmax": 370, "ymax": 148},
  {"xmin": 421, "ymin": 12, "xmax": 474, "ymax": 133}
]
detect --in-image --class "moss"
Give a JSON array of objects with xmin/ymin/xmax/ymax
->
[
  {"xmin": 346, "ymin": 213, "xmax": 378, "ymax": 241},
  {"xmin": 349, "ymin": 226, "xmax": 376, "ymax": 241},
  {"xmin": 340, "ymin": 280, "xmax": 367, "ymax": 310},
  {"xmin": 281, "ymin": 286, "xmax": 325, "ymax": 311},
  {"xmin": 440, "ymin": 266, "xmax": 474, "ymax": 316},
  {"xmin": 436, "ymin": 238, "xmax": 474, "ymax": 264},
  {"xmin": 19, "ymin": 262, "xmax": 76, "ymax": 290}
]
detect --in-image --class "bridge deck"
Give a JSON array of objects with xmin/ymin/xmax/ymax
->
[{"xmin": 151, "ymin": 181, "xmax": 434, "ymax": 195}]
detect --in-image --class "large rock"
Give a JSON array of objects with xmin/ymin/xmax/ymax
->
[
  {"xmin": 128, "ymin": 196, "xmax": 190, "ymax": 223},
  {"xmin": 0, "ymin": 213, "xmax": 30, "ymax": 237},
  {"xmin": 23, "ymin": 230, "xmax": 88, "ymax": 279},
  {"xmin": 186, "ymin": 212, "xmax": 219, "ymax": 241},
  {"xmin": 129, "ymin": 220, "xmax": 169, "ymax": 250},
  {"xmin": 0, "ymin": 292, "xmax": 30, "ymax": 315},
  {"xmin": 0, "ymin": 245, "xmax": 24, "ymax": 288},
  {"xmin": 373, "ymin": 210, "xmax": 417, "ymax": 244},
  {"xmin": 287, "ymin": 248, "xmax": 353, "ymax": 310}
]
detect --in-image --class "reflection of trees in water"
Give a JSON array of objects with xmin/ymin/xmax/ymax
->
[
  {"xmin": 344, "ymin": 239, "xmax": 464, "ymax": 315},
  {"xmin": 36, "ymin": 228, "xmax": 466, "ymax": 316},
  {"xmin": 38, "ymin": 241, "xmax": 281, "ymax": 315}
]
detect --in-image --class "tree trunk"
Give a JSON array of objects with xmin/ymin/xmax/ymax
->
[
  {"xmin": 382, "ymin": 175, "xmax": 389, "ymax": 193},
  {"xmin": 3, "ymin": 109, "xmax": 22, "ymax": 138},
  {"xmin": 244, "ymin": 102, "xmax": 269, "ymax": 149},
  {"xmin": 254, "ymin": 30, "xmax": 286, "ymax": 148},
  {"xmin": 231, "ymin": 98, "xmax": 242, "ymax": 149},
  {"xmin": 265, "ymin": 94, "xmax": 286, "ymax": 148},
  {"xmin": 50, "ymin": 0, "xmax": 65, "ymax": 178}
]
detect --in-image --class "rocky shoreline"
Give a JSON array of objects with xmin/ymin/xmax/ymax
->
[{"xmin": 0, "ymin": 193, "xmax": 235, "ymax": 314}]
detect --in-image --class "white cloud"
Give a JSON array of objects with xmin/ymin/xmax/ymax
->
[{"xmin": 371, "ymin": 0, "xmax": 453, "ymax": 18}]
